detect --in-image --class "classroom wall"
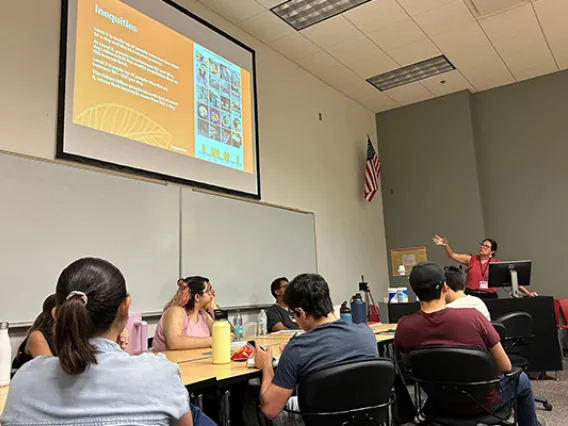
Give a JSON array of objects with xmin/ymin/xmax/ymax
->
[
  {"xmin": 471, "ymin": 71, "xmax": 568, "ymax": 299},
  {"xmin": 1, "ymin": 0, "xmax": 389, "ymax": 349},
  {"xmin": 376, "ymin": 70, "xmax": 568, "ymax": 299},
  {"xmin": 375, "ymin": 92, "xmax": 485, "ymax": 289}
]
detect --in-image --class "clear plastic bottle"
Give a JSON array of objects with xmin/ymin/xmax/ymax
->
[
  {"xmin": 0, "ymin": 322, "xmax": 11, "ymax": 386},
  {"xmin": 233, "ymin": 309, "xmax": 243, "ymax": 341},
  {"xmin": 258, "ymin": 309, "xmax": 267, "ymax": 336}
]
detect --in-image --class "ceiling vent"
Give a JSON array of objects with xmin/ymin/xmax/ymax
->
[
  {"xmin": 271, "ymin": 0, "xmax": 372, "ymax": 31},
  {"xmin": 367, "ymin": 55, "xmax": 455, "ymax": 92},
  {"xmin": 465, "ymin": 0, "xmax": 529, "ymax": 18}
]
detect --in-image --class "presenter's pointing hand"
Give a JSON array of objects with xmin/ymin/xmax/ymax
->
[{"xmin": 433, "ymin": 235, "xmax": 448, "ymax": 246}]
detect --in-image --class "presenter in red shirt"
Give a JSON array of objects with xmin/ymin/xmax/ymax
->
[{"xmin": 433, "ymin": 235, "xmax": 537, "ymax": 299}]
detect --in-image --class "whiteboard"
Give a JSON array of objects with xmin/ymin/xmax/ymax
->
[
  {"xmin": 181, "ymin": 189, "xmax": 317, "ymax": 307},
  {"xmin": 0, "ymin": 152, "xmax": 180, "ymax": 324}
]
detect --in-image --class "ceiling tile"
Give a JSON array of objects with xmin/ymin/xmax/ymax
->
[
  {"xmin": 487, "ymin": 26, "xmax": 557, "ymax": 79},
  {"xmin": 358, "ymin": 89, "xmax": 401, "ymax": 112},
  {"xmin": 270, "ymin": 33, "xmax": 321, "ymax": 61},
  {"xmin": 322, "ymin": 66, "xmax": 400, "ymax": 112},
  {"xmin": 396, "ymin": 0, "xmax": 456, "ymax": 16},
  {"xmin": 367, "ymin": 18, "xmax": 426, "ymax": 51},
  {"xmin": 200, "ymin": 0, "xmax": 266, "ymax": 22},
  {"xmin": 343, "ymin": 0, "xmax": 409, "ymax": 33},
  {"xmin": 383, "ymin": 82, "xmax": 434, "ymax": 104},
  {"xmin": 297, "ymin": 51, "xmax": 346, "ymax": 82},
  {"xmin": 387, "ymin": 38, "xmax": 441, "ymax": 65},
  {"xmin": 479, "ymin": 2, "xmax": 536, "ymax": 38},
  {"xmin": 301, "ymin": 15, "xmax": 363, "ymax": 49},
  {"xmin": 254, "ymin": 0, "xmax": 285, "ymax": 8},
  {"xmin": 420, "ymin": 69, "xmax": 474, "ymax": 95},
  {"xmin": 480, "ymin": 4, "xmax": 557, "ymax": 80},
  {"xmin": 239, "ymin": 10, "xmax": 295, "ymax": 43},
  {"xmin": 534, "ymin": 0, "xmax": 568, "ymax": 70},
  {"xmin": 513, "ymin": 62, "xmax": 558, "ymax": 81},
  {"xmin": 413, "ymin": 0, "xmax": 476, "ymax": 37},
  {"xmin": 432, "ymin": 22, "xmax": 515, "ymax": 90},
  {"xmin": 327, "ymin": 35, "xmax": 398, "ymax": 78}
]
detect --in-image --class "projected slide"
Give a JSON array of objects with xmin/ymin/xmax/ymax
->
[{"xmin": 71, "ymin": 0, "xmax": 253, "ymax": 173}]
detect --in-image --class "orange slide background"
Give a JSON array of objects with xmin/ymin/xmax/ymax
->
[
  {"xmin": 72, "ymin": 0, "xmax": 254, "ymax": 172},
  {"xmin": 73, "ymin": 0, "xmax": 194, "ymax": 155}
]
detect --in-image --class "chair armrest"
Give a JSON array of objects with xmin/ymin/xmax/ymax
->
[{"xmin": 504, "ymin": 366, "xmax": 523, "ymax": 379}]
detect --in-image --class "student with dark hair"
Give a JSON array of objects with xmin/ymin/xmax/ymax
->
[
  {"xmin": 153, "ymin": 276, "xmax": 216, "ymax": 351},
  {"xmin": 12, "ymin": 294, "xmax": 57, "ymax": 374},
  {"xmin": 444, "ymin": 265, "xmax": 491, "ymax": 320},
  {"xmin": 266, "ymin": 277, "xmax": 299, "ymax": 333},
  {"xmin": 254, "ymin": 273, "xmax": 378, "ymax": 420},
  {"xmin": 433, "ymin": 235, "xmax": 536, "ymax": 299},
  {"xmin": 1, "ymin": 257, "xmax": 215, "ymax": 426},
  {"xmin": 395, "ymin": 261, "xmax": 544, "ymax": 426}
]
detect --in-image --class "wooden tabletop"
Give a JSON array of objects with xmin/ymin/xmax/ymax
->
[
  {"xmin": 175, "ymin": 324, "xmax": 397, "ymax": 386},
  {"xmin": 0, "ymin": 385, "xmax": 9, "ymax": 415},
  {"xmin": 0, "ymin": 323, "xmax": 397, "ymax": 412}
]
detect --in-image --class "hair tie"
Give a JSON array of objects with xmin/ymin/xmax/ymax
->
[{"xmin": 66, "ymin": 291, "xmax": 88, "ymax": 306}]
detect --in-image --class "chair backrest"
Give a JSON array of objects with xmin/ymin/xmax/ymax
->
[
  {"xmin": 408, "ymin": 346, "xmax": 498, "ymax": 414},
  {"xmin": 491, "ymin": 322, "xmax": 506, "ymax": 342},
  {"xmin": 493, "ymin": 312, "xmax": 534, "ymax": 340},
  {"xmin": 124, "ymin": 314, "xmax": 148, "ymax": 355},
  {"xmin": 298, "ymin": 358, "xmax": 395, "ymax": 426}
]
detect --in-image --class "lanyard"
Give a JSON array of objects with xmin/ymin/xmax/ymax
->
[{"xmin": 479, "ymin": 258, "xmax": 490, "ymax": 280}]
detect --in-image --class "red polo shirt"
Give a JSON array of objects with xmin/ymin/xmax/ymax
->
[{"xmin": 465, "ymin": 255, "xmax": 499, "ymax": 294}]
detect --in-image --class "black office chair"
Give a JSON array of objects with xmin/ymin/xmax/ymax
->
[
  {"xmin": 408, "ymin": 346, "xmax": 522, "ymax": 426},
  {"xmin": 284, "ymin": 358, "xmax": 396, "ymax": 426},
  {"xmin": 493, "ymin": 312, "xmax": 553, "ymax": 411}
]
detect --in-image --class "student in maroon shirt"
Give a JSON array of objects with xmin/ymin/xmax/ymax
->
[
  {"xmin": 432, "ymin": 236, "xmax": 537, "ymax": 299},
  {"xmin": 395, "ymin": 262, "xmax": 544, "ymax": 426}
]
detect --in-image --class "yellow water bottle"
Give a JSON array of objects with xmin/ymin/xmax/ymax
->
[{"xmin": 212, "ymin": 309, "xmax": 231, "ymax": 364}]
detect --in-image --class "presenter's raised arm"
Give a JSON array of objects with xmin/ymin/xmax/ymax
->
[{"xmin": 433, "ymin": 235, "xmax": 471, "ymax": 265}]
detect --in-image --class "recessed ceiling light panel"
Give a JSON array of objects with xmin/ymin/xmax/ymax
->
[
  {"xmin": 367, "ymin": 55, "xmax": 455, "ymax": 91},
  {"xmin": 271, "ymin": 0, "xmax": 372, "ymax": 31}
]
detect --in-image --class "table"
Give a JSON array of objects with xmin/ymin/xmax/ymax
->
[
  {"xmin": 386, "ymin": 297, "xmax": 563, "ymax": 372},
  {"xmin": 176, "ymin": 325, "xmax": 396, "ymax": 426},
  {"xmin": 0, "ymin": 385, "xmax": 8, "ymax": 415},
  {"xmin": 0, "ymin": 324, "xmax": 397, "ymax": 420}
]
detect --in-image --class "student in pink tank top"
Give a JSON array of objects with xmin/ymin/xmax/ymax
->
[
  {"xmin": 432, "ymin": 235, "xmax": 537, "ymax": 299},
  {"xmin": 153, "ymin": 276, "xmax": 217, "ymax": 351}
]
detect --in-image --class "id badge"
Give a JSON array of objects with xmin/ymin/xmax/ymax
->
[{"xmin": 480, "ymin": 280, "xmax": 488, "ymax": 290}]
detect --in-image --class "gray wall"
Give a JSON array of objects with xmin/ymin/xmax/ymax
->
[
  {"xmin": 376, "ymin": 69, "xmax": 568, "ymax": 298},
  {"xmin": 376, "ymin": 91, "xmax": 485, "ymax": 290}
]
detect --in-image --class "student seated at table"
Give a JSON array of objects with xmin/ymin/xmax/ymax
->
[
  {"xmin": 0, "ymin": 257, "xmax": 215, "ymax": 426},
  {"xmin": 267, "ymin": 277, "xmax": 300, "ymax": 333},
  {"xmin": 444, "ymin": 265, "xmax": 491, "ymax": 320},
  {"xmin": 254, "ymin": 273, "xmax": 379, "ymax": 420},
  {"xmin": 153, "ymin": 276, "xmax": 216, "ymax": 351},
  {"xmin": 12, "ymin": 294, "xmax": 57, "ymax": 374},
  {"xmin": 395, "ymin": 261, "xmax": 545, "ymax": 426}
]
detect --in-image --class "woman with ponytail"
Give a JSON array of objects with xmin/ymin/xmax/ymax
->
[
  {"xmin": 153, "ymin": 277, "xmax": 217, "ymax": 351},
  {"xmin": 1, "ymin": 258, "xmax": 215, "ymax": 426},
  {"xmin": 12, "ymin": 294, "xmax": 57, "ymax": 374}
]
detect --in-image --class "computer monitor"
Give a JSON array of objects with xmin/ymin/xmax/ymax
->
[{"xmin": 488, "ymin": 260, "xmax": 532, "ymax": 298}]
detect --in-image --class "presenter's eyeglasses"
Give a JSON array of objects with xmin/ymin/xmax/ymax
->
[{"xmin": 479, "ymin": 243, "xmax": 492, "ymax": 250}]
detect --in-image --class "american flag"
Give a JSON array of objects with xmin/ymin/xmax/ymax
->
[{"xmin": 364, "ymin": 137, "xmax": 381, "ymax": 202}]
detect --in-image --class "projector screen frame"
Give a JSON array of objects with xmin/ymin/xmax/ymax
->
[{"xmin": 55, "ymin": 0, "xmax": 262, "ymax": 200}]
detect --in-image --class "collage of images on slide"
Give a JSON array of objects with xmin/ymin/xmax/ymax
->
[{"xmin": 196, "ymin": 50, "xmax": 243, "ymax": 151}]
